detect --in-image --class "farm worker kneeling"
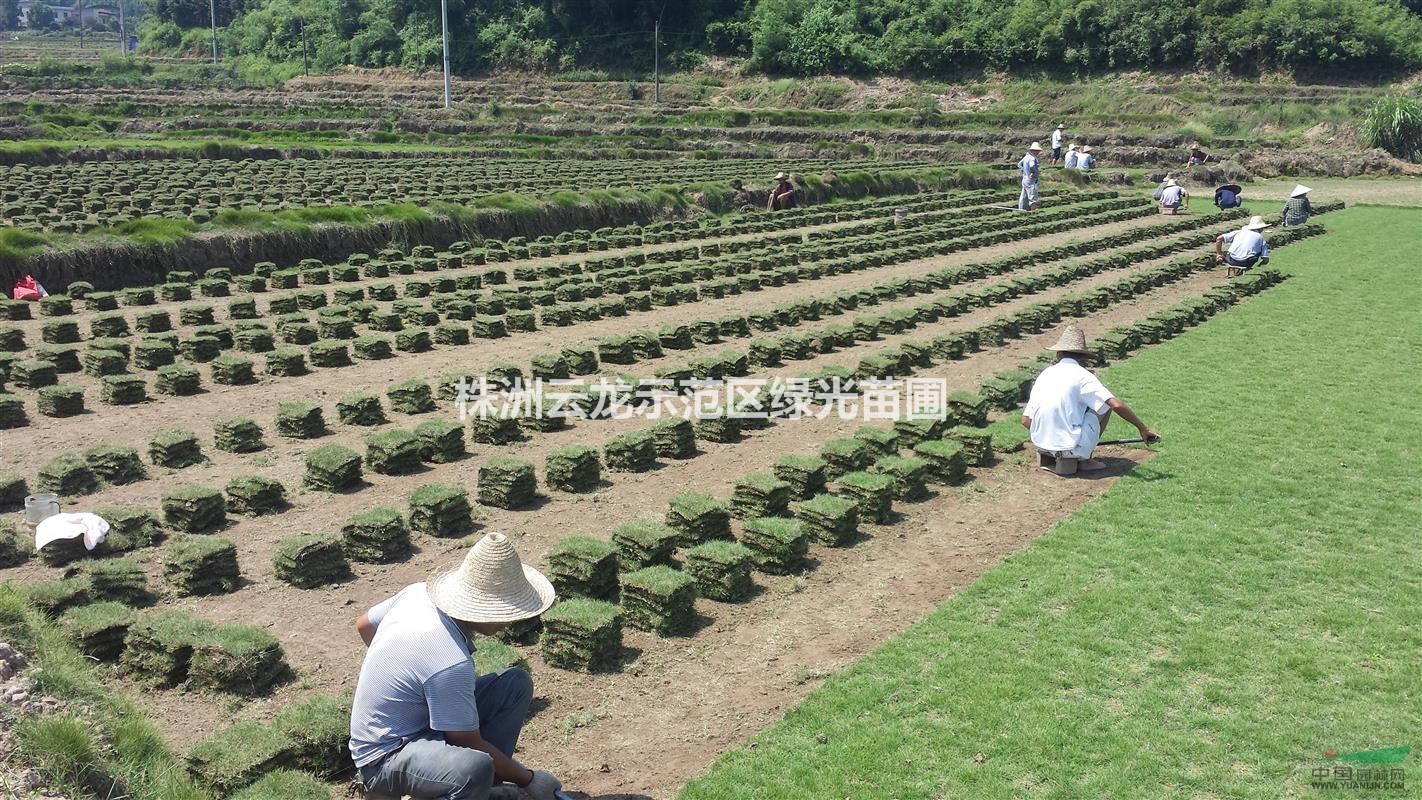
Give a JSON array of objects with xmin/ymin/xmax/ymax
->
[
  {"xmin": 350, "ymin": 532, "xmax": 562, "ymax": 800},
  {"xmin": 1159, "ymin": 179, "xmax": 1188, "ymax": 214},
  {"xmin": 1077, "ymin": 145, "xmax": 1096, "ymax": 170},
  {"xmin": 768, "ymin": 171, "xmax": 797, "ymax": 211},
  {"xmin": 1023, "ymin": 326, "xmax": 1159, "ymax": 473},
  {"xmin": 1282, "ymin": 184, "xmax": 1313, "ymax": 226},
  {"xmin": 1018, "ymin": 142, "xmax": 1043, "ymax": 211},
  {"xmin": 1215, "ymin": 215, "xmax": 1272, "ymax": 277},
  {"xmin": 1063, "ymin": 144, "xmax": 1079, "ymax": 170}
]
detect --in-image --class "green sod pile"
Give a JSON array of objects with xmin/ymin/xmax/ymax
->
[
  {"xmin": 731, "ymin": 472, "xmax": 792, "ymax": 519},
  {"xmin": 61, "ymin": 601, "xmax": 135, "ymax": 661},
  {"xmin": 98, "ymin": 506, "xmax": 160, "ymax": 550},
  {"xmin": 604, "ymin": 429, "xmax": 657, "ymax": 472},
  {"xmin": 185, "ymin": 721, "xmax": 293, "ymax": 794},
  {"xmin": 650, "ymin": 417, "xmax": 697, "ymax": 458},
  {"xmin": 82, "ymin": 348, "xmax": 126, "ymax": 377},
  {"xmin": 854, "ymin": 426, "xmax": 900, "ymax": 459},
  {"xmin": 303, "ymin": 445, "xmax": 363, "ymax": 491},
  {"xmin": 683, "ymin": 540, "xmax": 755, "ymax": 601},
  {"xmin": 120, "ymin": 610, "xmax": 214, "ymax": 687},
  {"xmin": 560, "ymin": 346, "xmax": 598, "ymax": 374},
  {"xmin": 836, "ymin": 472, "xmax": 896, "ymax": 523},
  {"xmin": 415, "ymin": 419, "xmax": 466, "ymax": 462},
  {"xmin": 0, "ymin": 473, "xmax": 24, "ymax": 512},
  {"xmin": 387, "ymin": 380, "xmax": 435, "ymax": 414},
  {"xmin": 83, "ymin": 445, "xmax": 147, "ymax": 485},
  {"xmin": 943, "ymin": 426, "xmax": 993, "ymax": 466},
  {"xmin": 264, "ymin": 347, "xmax": 307, "ymax": 377},
  {"xmin": 225, "ymin": 475, "xmax": 286, "ymax": 516},
  {"xmin": 409, "ymin": 483, "xmax": 474, "ymax": 537},
  {"xmin": 494, "ymin": 616, "xmax": 542, "ymax": 646},
  {"xmin": 214, "ymin": 418, "xmax": 265, "ymax": 453},
  {"xmin": 352, "ymin": 335, "xmax": 393, "ymax": 360},
  {"xmin": 154, "ymin": 363, "xmax": 202, "ymax": 395},
  {"xmin": 37, "ymin": 384, "xmax": 85, "ymax": 417},
  {"xmin": 621, "ymin": 565, "xmax": 698, "ymax": 635},
  {"xmin": 133, "ymin": 340, "xmax": 175, "ymax": 370},
  {"xmin": 469, "ymin": 415, "xmax": 523, "ymax": 445},
  {"xmin": 666, "ymin": 491, "xmax": 732, "ymax": 545},
  {"xmin": 912, "ymin": 439, "xmax": 969, "ymax": 484},
  {"xmin": 275, "ymin": 402, "xmax": 327, "ymax": 439},
  {"xmin": 473, "ymin": 639, "xmax": 530, "ymax": 676},
  {"xmin": 308, "ymin": 341, "xmax": 351, "ymax": 368},
  {"xmin": 13, "ymin": 359, "xmax": 58, "ymax": 388},
  {"xmin": 546, "ymin": 536, "xmax": 620, "ymax": 600},
  {"xmin": 336, "ymin": 393, "xmax": 386, "ymax": 426},
  {"xmin": 819, "ymin": 438, "xmax": 874, "ymax": 479},
  {"xmin": 773, "ymin": 455, "xmax": 828, "ymax": 499},
  {"xmin": 611, "ymin": 519, "xmax": 680, "ymax": 569},
  {"xmin": 365, "ymin": 430, "xmax": 423, "ymax": 474},
  {"xmin": 545, "ymin": 445, "xmax": 601, "ymax": 492},
  {"xmin": 230, "ymin": 769, "xmax": 329, "ymax": 800},
  {"xmin": 210, "ymin": 354, "xmax": 255, "ymax": 385},
  {"xmin": 36, "ymin": 453, "xmax": 99, "ymax": 496},
  {"xmin": 25, "ymin": 576, "xmax": 91, "ymax": 616},
  {"xmin": 740, "ymin": 517, "xmax": 810, "ymax": 574},
  {"xmin": 870, "ymin": 456, "xmax": 931, "ymax": 500},
  {"xmin": 149, "ymin": 428, "xmax": 205, "ymax": 469},
  {"xmin": 477, "ymin": 458, "xmax": 538, "ymax": 509},
  {"xmin": 163, "ymin": 536, "xmax": 240, "ymax": 596},
  {"xmin": 790, "ymin": 493, "xmax": 861, "ymax": 546},
  {"xmin": 273, "ymin": 534, "xmax": 350, "ymax": 589},
  {"xmin": 946, "ymin": 390, "xmax": 989, "ymax": 427},
  {"xmin": 0, "ymin": 394, "xmax": 26, "ymax": 429},
  {"xmin": 190, "ymin": 624, "xmax": 287, "ymax": 696},
  {"xmin": 893, "ymin": 418, "xmax": 944, "ymax": 450},
  {"xmin": 340, "ymin": 508, "xmax": 411, "ymax": 563},
  {"xmin": 79, "ymin": 558, "xmax": 150, "ymax": 606},
  {"xmin": 271, "ymin": 694, "xmax": 354, "ymax": 777},
  {"xmin": 540, "ymin": 599, "xmax": 623, "ymax": 673},
  {"xmin": 35, "ymin": 530, "xmax": 101, "ymax": 566},
  {"xmin": 694, "ymin": 413, "xmax": 741, "ymax": 443},
  {"xmin": 161, "ymin": 485, "xmax": 226, "ymax": 532}
]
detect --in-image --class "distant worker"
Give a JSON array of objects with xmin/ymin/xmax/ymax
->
[
  {"xmin": 1282, "ymin": 184, "xmax": 1313, "ymax": 226},
  {"xmin": 1063, "ymin": 143, "xmax": 1079, "ymax": 170},
  {"xmin": 1023, "ymin": 325, "xmax": 1159, "ymax": 473},
  {"xmin": 1050, "ymin": 124, "xmax": 1065, "ymax": 164},
  {"xmin": 1187, "ymin": 143, "xmax": 1211, "ymax": 166},
  {"xmin": 1153, "ymin": 173, "xmax": 1175, "ymax": 202},
  {"xmin": 1159, "ymin": 178, "xmax": 1189, "ymax": 215},
  {"xmin": 768, "ymin": 171, "xmax": 797, "ymax": 211},
  {"xmin": 1215, "ymin": 215, "xmax": 1272, "ymax": 277},
  {"xmin": 350, "ymin": 533, "xmax": 563, "ymax": 800},
  {"xmin": 1018, "ymin": 142, "xmax": 1043, "ymax": 211},
  {"xmin": 10, "ymin": 274, "xmax": 47, "ymax": 301},
  {"xmin": 1077, "ymin": 145, "xmax": 1096, "ymax": 170},
  {"xmin": 1214, "ymin": 183, "xmax": 1243, "ymax": 210}
]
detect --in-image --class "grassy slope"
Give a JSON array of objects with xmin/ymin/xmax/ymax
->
[{"xmin": 677, "ymin": 206, "xmax": 1422, "ymax": 799}]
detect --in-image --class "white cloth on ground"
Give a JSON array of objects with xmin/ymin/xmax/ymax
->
[
  {"xmin": 1024, "ymin": 358, "xmax": 1115, "ymax": 460},
  {"xmin": 35, "ymin": 512, "xmax": 109, "ymax": 552}
]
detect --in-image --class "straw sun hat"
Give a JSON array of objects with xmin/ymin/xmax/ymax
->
[
  {"xmin": 1290, "ymin": 184, "xmax": 1312, "ymax": 197},
  {"xmin": 1047, "ymin": 325, "xmax": 1094, "ymax": 359},
  {"xmin": 1028, "ymin": 142, "xmax": 1044, "ymax": 151},
  {"xmin": 1245, "ymin": 215, "xmax": 1273, "ymax": 231},
  {"xmin": 427, "ymin": 532, "xmax": 556, "ymax": 623},
  {"xmin": 774, "ymin": 171, "xmax": 789, "ymax": 181}
]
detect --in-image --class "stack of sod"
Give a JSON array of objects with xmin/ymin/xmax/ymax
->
[
  {"xmin": 37, "ymin": 385, "xmax": 85, "ymax": 417},
  {"xmin": 683, "ymin": 540, "xmax": 754, "ymax": 601},
  {"xmin": 36, "ymin": 530, "xmax": 100, "ymax": 566},
  {"xmin": 597, "ymin": 335, "xmax": 637, "ymax": 365},
  {"xmin": 944, "ymin": 426, "xmax": 993, "ymax": 466},
  {"xmin": 225, "ymin": 475, "xmax": 286, "ymax": 516},
  {"xmin": 80, "ymin": 558, "xmax": 150, "ymax": 606},
  {"xmin": 155, "ymin": 364, "xmax": 202, "ymax": 395},
  {"xmin": 353, "ymin": 335, "xmax": 393, "ymax": 360},
  {"xmin": 149, "ymin": 428, "xmax": 205, "ymax": 469},
  {"xmin": 163, "ymin": 536, "xmax": 240, "ymax": 596},
  {"xmin": 494, "ymin": 617, "xmax": 542, "ymax": 646},
  {"xmin": 819, "ymin": 438, "xmax": 874, "ymax": 479},
  {"xmin": 473, "ymin": 639, "xmax": 530, "ymax": 675},
  {"xmin": 61, "ymin": 602, "xmax": 135, "ymax": 661},
  {"xmin": 414, "ymin": 419, "xmax": 466, "ymax": 462},
  {"xmin": 387, "ymin": 380, "xmax": 436, "ymax": 414},
  {"xmin": 120, "ymin": 611, "xmax": 214, "ymax": 687},
  {"xmin": 340, "ymin": 508, "xmax": 411, "ymax": 563},
  {"xmin": 272, "ymin": 695, "xmax": 354, "ymax": 777},
  {"xmin": 731, "ymin": 473, "xmax": 792, "ymax": 519},
  {"xmin": 545, "ymin": 445, "xmax": 600, "ymax": 492},
  {"xmin": 665, "ymin": 492, "xmax": 731, "ymax": 545},
  {"xmin": 303, "ymin": 445, "xmax": 363, "ymax": 491},
  {"xmin": 365, "ymin": 430, "xmax": 423, "ymax": 475},
  {"xmin": 611, "ymin": 519, "xmax": 680, "ymax": 569},
  {"xmin": 912, "ymin": 439, "xmax": 969, "ymax": 484},
  {"xmin": 893, "ymin": 418, "xmax": 945, "ymax": 451},
  {"xmin": 308, "ymin": 341, "xmax": 351, "ymax": 367},
  {"xmin": 546, "ymin": 536, "xmax": 620, "ymax": 600},
  {"xmin": 337, "ymin": 393, "xmax": 386, "ymax": 426},
  {"xmin": 560, "ymin": 346, "xmax": 598, "ymax": 375},
  {"xmin": 740, "ymin": 517, "xmax": 810, "ymax": 574},
  {"xmin": 133, "ymin": 340, "xmax": 175, "ymax": 370},
  {"xmin": 650, "ymin": 417, "xmax": 697, "ymax": 459},
  {"xmin": 98, "ymin": 506, "xmax": 160, "ymax": 550},
  {"xmin": 621, "ymin": 566, "xmax": 698, "ymax": 635},
  {"xmin": 26, "ymin": 577, "xmax": 92, "ymax": 616},
  {"xmin": 870, "ymin": 456, "xmax": 931, "ymax": 500},
  {"xmin": 790, "ymin": 493, "xmax": 860, "ymax": 546},
  {"xmin": 82, "ymin": 348, "xmax": 127, "ymax": 377},
  {"xmin": 408, "ymin": 484, "xmax": 474, "ymax": 538},
  {"xmin": 213, "ymin": 418, "xmax": 265, "ymax": 453},
  {"xmin": 273, "ymin": 534, "xmax": 351, "ymax": 589},
  {"xmin": 477, "ymin": 458, "xmax": 538, "ymax": 509},
  {"xmin": 36, "ymin": 453, "xmax": 100, "ymax": 496},
  {"xmin": 14, "ymin": 359, "xmax": 57, "ymax": 388},
  {"xmin": 185, "ymin": 721, "xmax": 293, "ymax": 794},
  {"xmin": 469, "ymin": 415, "xmax": 523, "ymax": 445},
  {"xmin": 854, "ymin": 426, "xmax": 900, "ymax": 459},
  {"xmin": 836, "ymin": 472, "xmax": 896, "ymax": 523},
  {"xmin": 693, "ymin": 412, "xmax": 740, "ymax": 443},
  {"xmin": 0, "ymin": 395, "xmax": 27, "ymax": 429},
  {"xmin": 210, "ymin": 355, "xmax": 255, "ymax": 385},
  {"xmin": 276, "ymin": 402, "xmax": 327, "ymax": 439},
  {"xmin": 84, "ymin": 445, "xmax": 147, "ymax": 485},
  {"xmin": 947, "ymin": 391, "xmax": 989, "ymax": 427},
  {"xmin": 0, "ymin": 531, "xmax": 22, "ymax": 568},
  {"xmin": 265, "ymin": 348, "xmax": 307, "ymax": 377},
  {"xmin": 772, "ymin": 455, "xmax": 828, "ymax": 499},
  {"xmin": 190, "ymin": 624, "xmax": 287, "ymax": 696},
  {"xmin": 539, "ymin": 599, "xmax": 623, "ymax": 673},
  {"xmin": 0, "ymin": 473, "xmax": 25, "ymax": 512},
  {"xmin": 604, "ymin": 429, "xmax": 657, "ymax": 472},
  {"xmin": 230, "ymin": 770, "xmax": 329, "ymax": 800},
  {"xmin": 161, "ymin": 486, "xmax": 227, "ymax": 533}
]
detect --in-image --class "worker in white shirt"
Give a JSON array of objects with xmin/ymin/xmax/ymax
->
[
  {"xmin": 1018, "ymin": 142, "xmax": 1043, "ymax": 211},
  {"xmin": 1023, "ymin": 326, "xmax": 1159, "ymax": 473},
  {"xmin": 1215, "ymin": 215, "xmax": 1272, "ymax": 277},
  {"xmin": 1077, "ymin": 146, "xmax": 1095, "ymax": 170},
  {"xmin": 1050, "ymin": 124, "xmax": 1065, "ymax": 164},
  {"xmin": 1159, "ymin": 178, "xmax": 1188, "ymax": 214}
]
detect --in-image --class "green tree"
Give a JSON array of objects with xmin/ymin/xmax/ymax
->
[
  {"xmin": 27, "ymin": 0, "xmax": 57, "ymax": 28},
  {"xmin": 0, "ymin": 0, "xmax": 20, "ymax": 31}
]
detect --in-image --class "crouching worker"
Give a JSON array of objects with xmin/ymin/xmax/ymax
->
[
  {"xmin": 350, "ymin": 532, "xmax": 562, "ymax": 800},
  {"xmin": 1023, "ymin": 326, "xmax": 1158, "ymax": 473},
  {"xmin": 1215, "ymin": 215, "xmax": 1271, "ymax": 278},
  {"xmin": 768, "ymin": 171, "xmax": 797, "ymax": 211}
]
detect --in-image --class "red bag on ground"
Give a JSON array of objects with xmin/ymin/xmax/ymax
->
[{"xmin": 12, "ymin": 275, "xmax": 45, "ymax": 301}]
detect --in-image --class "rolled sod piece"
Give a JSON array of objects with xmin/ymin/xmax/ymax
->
[
  {"xmin": 665, "ymin": 491, "xmax": 731, "ymax": 546},
  {"xmin": 836, "ymin": 471, "xmax": 896, "ymax": 524},
  {"xmin": 275, "ymin": 402, "xmax": 326, "ymax": 439},
  {"xmin": 84, "ymin": 445, "xmax": 147, "ymax": 485},
  {"xmin": 230, "ymin": 769, "xmax": 330, "ymax": 800},
  {"xmin": 854, "ymin": 426, "xmax": 900, "ymax": 459},
  {"xmin": 540, "ymin": 599, "xmax": 623, "ymax": 673},
  {"xmin": 155, "ymin": 363, "xmax": 202, "ymax": 396},
  {"xmin": 530, "ymin": 353, "xmax": 570, "ymax": 381},
  {"xmin": 225, "ymin": 475, "xmax": 286, "ymax": 516},
  {"xmin": 0, "ymin": 393, "xmax": 26, "ymax": 429},
  {"xmin": 179, "ymin": 304, "xmax": 215, "ymax": 326},
  {"xmin": 387, "ymin": 379, "xmax": 436, "ymax": 414},
  {"xmin": 133, "ymin": 340, "xmax": 176, "ymax": 370},
  {"xmin": 621, "ymin": 566, "xmax": 698, "ymax": 636},
  {"xmin": 546, "ymin": 445, "xmax": 601, "ymax": 493},
  {"xmin": 340, "ymin": 508, "xmax": 411, "ymax": 563},
  {"xmin": 791, "ymin": 493, "xmax": 860, "ymax": 547},
  {"xmin": 469, "ymin": 415, "xmax": 523, "ymax": 445},
  {"xmin": 820, "ymin": 437, "xmax": 875, "ymax": 479},
  {"xmin": 611, "ymin": 519, "xmax": 680, "ymax": 569},
  {"xmin": 82, "ymin": 348, "xmax": 127, "ymax": 378},
  {"xmin": 408, "ymin": 483, "xmax": 474, "ymax": 538},
  {"xmin": 271, "ymin": 695, "xmax": 354, "ymax": 777},
  {"xmin": 683, "ymin": 540, "xmax": 754, "ymax": 602},
  {"xmin": 39, "ymin": 296, "xmax": 73, "ymax": 316},
  {"xmin": 597, "ymin": 335, "xmax": 637, "ymax": 365},
  {"xmin": 337, "ymin": 393, "xmax": 386, "ymax": 426},
  {"xmin": 62, "ymin": 601, "xmax": 135, "ymax": 661},
  {"xmin": 472, "ymin": 315, "xmax": 508, "ymax": 338},
  {"xmin": 773, "ymin": 455, "xmax": 828, "ymax": 499},
  {"xmin": 943, "ymin": 426, "xmax": 993, "ymax": 466},
  {"xmin": 149, "ymin": 428, "xmax": 204, "ymax": 469},
  {"xmin": 604, "ymin": 429, "xmax": 657, "ymax": 473},
  {"xmin": 214, "ymin": 418, "xmax": 265, "ymax": 453},
  {"xmin": 477, "ymin": 458, "xmax": 538, "ymax": 509},
  {"xmin": 263, "ymin": 347, "xmax": 307, "ymax": 377},
  {"xmin": 365, "ymin": 430, "xmax": 423, "ymax": 475},
  {"xmin": 946, "ymin": 391, "xmax": 989, "ymax": 427},
  {"xmin": 189, "ymin": 625, "xmax": 287, "ymax": 696},
  {"xmin": 37, "ymin": 384, "xmax": 85, "ymax": 417},
  {"xmin": 395, "ymin": 328, "xmax": 433, "ymax": 352},
  {"xmin": 870, "ymin": 456, "xmax": 931, "ymax": 501},
  {"xmin": 163, "ymin": 536, "xmax": 239, "ymax": 596},
  {"xmin": 731, "ymin": 472, "xmax": 792, "ymax": 519},
  {"xmin": 913, "ymin": 439, "xmax": 969, "ymax": 484},
  {"xmin": 97, "ymin": 506, "xmax": 160, "ymax": 551},
  {"xmin": 37, "ymin": 453, "xmax": 100, "ymax": 497},
  {"xmin": 546, "ymin": 536, "xmax": 620, "ymax": 601},
  {"xmin": 100, "ymin": 374, "xmax": 147, "ymax": 405},
  {"xmin": 180, "ymin": 336, "xmax": 221, "ymax": 363},
  {"xmin": 351, "ymin": 335, "xmax": 392, "ymax": 361},
  {"xmin": 650, "ymin": 417, "xmax": 697, "ymax": 459},
  {"xmin": 740, "ymin": 517, "xmax": 810, "ymax": 574},
  {"xmin": 415, "ymin": 419, "xmax": 466, "ymax": 462},
  {"xmin": 37, "ymin": 345, "xmax": 80, "ymax": 373},
  {"xmin": 40, "ymin": 320, "xmax": 80, "ymax": 345},
  {"xmin": 273, "ymin": 533, "xmax": 351, "ymax": 589},
  {"xmin": 694, "ymin": 413, "xmax": 741, "ymax": 444},
  {"xmin": 434, "ymin": 322, "xmax": 470, "ymax": 346},
  {"xmin": 303, "ymin": 445, "xmax": 363, "ymax": 492},
  {"xmin": 307, "ymin": 340, "xmax": 352, "ymax": 368},
  {"xmin": 121, "ymin": 611, "xmax": 215, "ymax": 687},
  {"xmin": 26, "ymin": 576, "xmax": 92, "ymax": 615},
  {"xmin": 79, "ymin": 558, "xmax": 150, "ymax": 606},
  {"xmin": 210, "ymin": 355, "xmax": 255, "ymax": 386},
  {"xmin": 13, "ymin": 359, "xmax": 57, "ymax": 388},
  {"xmin": 161, "ymin": 485, "xmax": 227, "ymax": 533},
  {"xmin": 560, "ymin": 346, "xmax": 598, "ymax": 375}
]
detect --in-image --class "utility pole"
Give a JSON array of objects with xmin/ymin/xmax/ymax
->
[
  {"xmin": 653, "ymin": 15, "xmax": 660, "ymax": 104},
  {"xmin": 77, "ymin": 0, "xmax": 84, "ymax": 48},
  {"xmin": 209, "ymin": 0, "xmax": 218, "ymax": 64},
  {"xmin": 299, "ymin": 16, "xmax": 308, "ymax": 75},
  {"xmin": 439, "ymin": 0, "xmax": 451, "ymax": 108},
  {"xmin": 117, "ymin": 0, "xmax": 126, "ymax": 53}
]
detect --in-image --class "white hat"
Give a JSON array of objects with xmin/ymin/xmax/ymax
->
[
  {"xmin": 1290, "ymin": 184, "xmax": 1312, "ymax": 198},
  {"xmin": 427, "ymin": 532, "xmax": 556, "ymax": 623},
  {"xmin": 1164, "ymin": 178, "xmax": 1177, "ymax": 187},
  {"xmin": 1067, "ymin": 143, "xmax": 1078, "ymax": 151},
  {"xmin": 1056, "ymin": 124, "xmax": 1065, "ymax": 130},
  {"xmin": 1028, "ymin": 142, "xmax": 1043, "ymax": 152},
  {"xmin": 1245, "ymin": 215, "xmax": 1272, "ymax": 231},
  {"xmin": 774, "ymin": 171, "xmax": 789, "ymax": 181},
  {"xmin": 1081, "ymin": 146, "xmax": 1092, "ymax": 153}
]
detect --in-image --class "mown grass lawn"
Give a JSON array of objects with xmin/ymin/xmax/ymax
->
[{"xmin": 677, "ymin": 207, "xmax": 1422, "ymax": 800}]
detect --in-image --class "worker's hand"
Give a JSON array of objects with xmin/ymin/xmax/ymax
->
[
  {"xmin": 522, "ymin": 770, "xmax": 562, "ymax": 800},
  {"xmin": 1214, "ymin": 253, "xmax": 1224, "ymax": 264},
  {"xmin": 1139, "ymin": 427, "xmax": 1161, "ymax": 444}
]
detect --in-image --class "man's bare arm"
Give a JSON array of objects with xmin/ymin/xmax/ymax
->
[
  {"xmin": 1021, "ymin": 415, "xmax": 1031, "ymax": 429},
  {"xmin": 1105, "ymin": 398, "xmax": 1158, "ymax": 441},
  {"xmin": 356, "ymin": 613, "xmax": 377, "ymax": 647},
  {"xmin": 443, "ymin": 729, "xmax": 533, "ymax": 787}
]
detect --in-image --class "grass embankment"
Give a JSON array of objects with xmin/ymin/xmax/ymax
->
[{"xmin": 678, "ymin": 206, "xmax": 1422, "ymax": 799}]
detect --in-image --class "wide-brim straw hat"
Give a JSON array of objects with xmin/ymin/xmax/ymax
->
[
  {"xmin": 1067, "ymin": 143, "xmax": 1078, "ymax": 151},
  {"xmin": 1028, "ymin": 142, "xmax": 1043, "ymax": 151},
  {"xmin": 427, "ymin": 532, "xmax": 556, "ymax": 623},
  {"xmin": 1290, "ymin": 184, "xmax": 1312, "ymax": 197},
  {"xmin": 774, "ymin": 171, "xmax": 789, "ymax": 181},
  {"xmin": 1217, "ymin": 183, "xmax": 1242, "ymax": 194},
  {"xmin": 1081, "ymin": 146, "xmax": 1092, "ymax": 153},
  {"xmin": 1245, "ymin": 215, "xmax": 1272, "ymax": 231},
  {"xmin": 1047, "ymin": 325, "xmax": 1094, "ymax": 359},
  {"xmin": 1056, "ymin": 124, "xmax": 1065, "ymax": 130},
  {"xmin": 1164, "ymin": 178, "xmax": 1178, "ymax": 187}
]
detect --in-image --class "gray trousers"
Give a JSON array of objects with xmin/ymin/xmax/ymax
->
[{"xmin": 1019, "ymin": 179, "xmax": 1039, "ymax": 210}]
